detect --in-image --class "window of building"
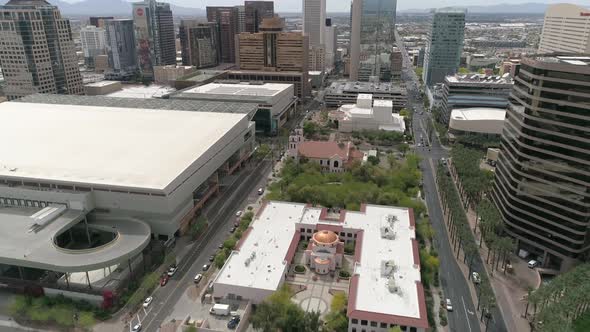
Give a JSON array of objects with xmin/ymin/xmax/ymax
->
[
  {"xmin": 380, "ymin": 323, "xmax": 387, "ymax": 328},
  {"xmin": 370, "ymin": 321, "xmax": 377, "ymax": 327},
  {"xmin": 352, "ymin": 319, "xmax": 358, "ymax": 324},
  {"xmin": 361, "ymin": 320, "xmax": 368, "ymax": 326}
]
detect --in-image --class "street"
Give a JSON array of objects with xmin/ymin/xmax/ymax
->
[{"xmin": 398, "ymin": 33, "xmax": 507, "ymax": 332}]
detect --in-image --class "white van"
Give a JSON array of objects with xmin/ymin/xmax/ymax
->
[
  {"xmin": 528, "ymin": 260, "xmax": 539, "ymax": 269},
  {"xmin": 209, "ymin": 303, "xmax": 230, "ymax": 316}
]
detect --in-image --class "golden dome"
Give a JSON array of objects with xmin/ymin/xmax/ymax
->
[{"xmin": 313, "ymin": 230, "xmax": 339, "ymax": 244}]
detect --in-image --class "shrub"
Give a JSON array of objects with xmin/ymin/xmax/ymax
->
[
  {"xmin": 344, "ymin": 242, "xmax": 355, "ymax": 255},
  {"xmin": 294, "ymin": 265, "xmax": 306, "ymax": 273},
  {"xmin": 215, "ymin": 251, "xmax": 228, "ymax": 269},
  {"xmin": 223, "ymin": 237, "xmax": 237, "ymax": 250},
  {"xmin": 338, "ymin": 270, "xmax": 351, "ymax": 279}
]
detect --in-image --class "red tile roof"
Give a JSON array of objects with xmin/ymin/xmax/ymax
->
[{"xmin": 297, "ymin": 141, "xmax": 363, "ymax": 165}]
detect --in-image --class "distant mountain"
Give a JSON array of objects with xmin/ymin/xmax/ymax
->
[
  {"xmin": 1, "ymin": 0, "xmax": 204, "ymax": 17},
  {"xmin": 401, "ymin": 2, "xmax": 551, "ymax": 14}
]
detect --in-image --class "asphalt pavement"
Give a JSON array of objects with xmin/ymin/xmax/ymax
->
[{"xmin": 398, "ymin": 33, "xmax": 507, "ymax": 332}]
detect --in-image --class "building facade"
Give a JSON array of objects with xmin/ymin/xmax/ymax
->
[
  {"xmin": 104, "ymin": 19, "xmax": 137, "ymax": 80},
  {"xmin": 132, "ymin": 0, "xmax": 176, "ymax": 79},
  {"xmin": 179, "ymin": 21, "xmax": 219, "ymax": 69},
  {"xmin": 324, "ymin": 81, "xmax": 407, "ymax": 110},
  {"xmin": 390, "ymin": 47, "xmax": 403, "ymax": 81},
  {"xmin": 244, "ymin": 1, "xmax": 274, "ymax": 33},
  {"xmin": 538, "ymin": 4, "xmax": 590, "ymax": 54},
  {"xmin": 422, "ymin": 9, "xmax": 465, "ymax": 87},
  {"xmin": 207, "ymin": 6, "xmax": 239, "ymax": 63},
  {"xmin": 303, "ymin": 0, "xmax": 326, "ymax": 47},
  {"xmin": 89, "ymin": 16, "xmax": 113, "ymax": 28},
  {"xmin": 0, "ymin": 0, "xmax": 83, "ymax": 100},
  {"xmin": 441, "ymin": 73, "xmax": 513, "ymax": 124},
  {"xmin": 80, "ymin": 26, "xmax": 107, "ymax": 68},
  {"xmin": 235, "ymin": 16, "xmax": 309, "ymax": 97},
  {"xmin": 324, "ymin": 18, "xmax": 337, "ymax": 70},
  {"xmin": 350, "ymin": 0, "xmax": 397, "ymax": 81},
  {"xmin": 491, "ymin": 55, "xmax": 590, "ymax": 273}
]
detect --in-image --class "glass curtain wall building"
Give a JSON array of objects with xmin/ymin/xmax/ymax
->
[
  {"xmin": 350, "ymin": 0, "xmax": 397, "ymax": 82},
  {"xmin": 492, "ymin": 55, "xmax": 590, "ymax": 272}
]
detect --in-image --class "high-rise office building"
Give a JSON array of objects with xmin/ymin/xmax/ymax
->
[
  {"xmin": 390, "ymin": 47, "xmax": 402, "ymax": 81},
  {"xmin": 492, "ymin": 55, "xmax": 590, "ymax": 273},
  {"xmin": 324, "ymin": 18, "xmax": 337, "ymax": 69},
  {"xmin": 179, "ymin": 21, "xmax": 219, "ymax": 69},
  {"xmin": 89, "ymin": 16, "xmax": 114, "ymax": 28},
  {"xmin": 538, "ymin": 4, "xmax": 590, "ymax": 54},
  {"xmin": 350, "ymin": 0, "xmax": 397, "ymax": 81},
  {"xmin": 0, "ymin": 0, "xmax": 83, "ymax": 100},
  {"xmin": 207, "ymin": 6, "xmax": 239, "ymax": 63},
  {"xmin": 80, "ymin": 25, "xmax": 107, "ymax": 68},
  {"xmin": 422, "ymin": 9, "xmax": 465, "ymax": 87},
  {"xmin": 104, "ymin": 19, "xmax": 137, "ymax": 80},
  {"xmin": 236, "ymin": 5, "xmax": 246, "ymax": 33},
  {"xmin": 133, "ymin": 0, "xmax": 176, "ymax": 79},
  {"xmin": 244, "ymin": 1, "xmax": 274, "ymax": 33},
  {"xmin": 235, "ymin": 16, "xmax": 309, "ymax": 97},
  {"xmin": 303, "ymin": 0, "xmax": 326, "ymax": 71}
]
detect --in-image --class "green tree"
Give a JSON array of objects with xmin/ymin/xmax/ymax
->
[
  {"xmin": 458, "ymin": 67, "xmax": 470, "ymax": 74},
  {"xmin": 389, "ymin": 327, "xmax": 403, "ymax": 332},
  {"xmin": 398, "ymin": 143, "xmax": 410, "ymax": 156},
  {"xmin": 303, "ymin": 121, "xmax": 318, "ymax": 138},
  {"xmin": 367, "ymin": 155, "xmax": 380, "ymax": 165},
  {"xmin": 254, "ymin": 144, "xmax": 271, "ymax": 160},
  {"xmin": 331, "ymin": 292, "xmax": 347, "ymax": 313},
  {"xmin": 214, "ymin": 251, "xmax": 227, "ymax": 269}
]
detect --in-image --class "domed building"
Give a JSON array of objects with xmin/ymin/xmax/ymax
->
[{"xmin": 304, "ymin": 230, "xmax": 344, "ymax": 274}]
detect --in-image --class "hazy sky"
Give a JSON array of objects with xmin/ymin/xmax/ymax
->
[{"xmin": 61, "ymin": 0, "xmax": 590, "ymax": 12}]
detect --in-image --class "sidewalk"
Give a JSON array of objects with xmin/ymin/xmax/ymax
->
[{"xmin": 445, "ymin": 163, "xmax": 539, "ymax": 332}]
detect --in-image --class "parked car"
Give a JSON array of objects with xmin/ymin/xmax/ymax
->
[
  {"xmin": 167, "ymin": 266, "xmax": 177, "ymax": 277},
  {"xmin": 229, "ymin": 227, "xmax": 236, "ymax": 233},
  {"xmin": 446, "ymin": 298, "xmax": 453, "ymax": 311},
  {"xmin": 209, "ymin": 255, "xmax": 215, "ymax": 262},
  {"xmin": 194, "ymin": 274, "xmax": 203, "ymax": 284},
  {"xmin": 203, "ymin": 264, "xmax": 211, "ymax": 271},
  {"xmin": 160, "ymin": 275, "xmax": 169, "ymax": 286},
  {"xmin": 227, "ymin": 315, "xmax": 241, "ymax": 329},
  {"xmin": 471, "ymin": 272, "xmax": 481, "ymax": 284},
  {"xmin": 234, "ymin": 221, "xmax": 240, "ymax": 227},
  {"xmin": 132, "ymin": 323, "xmax": 142, "ymax": 332},
  {"xmin": 142, "ymin": 296, "xmax": 153, "ymax": 308},
  {"xmin": 528, "ymin": 260, "xmax": 540, "ymax": 269},
  {"xmin": 257, "ymin": 188, "xmax": 264, "ymax": 195},
  {"xmin": 218, "ymin": 243, "xmax": 224, "ymax": 249},
  {"xmin": 235, "ymin": 210, "xmax": 242, "ymax": 218}
]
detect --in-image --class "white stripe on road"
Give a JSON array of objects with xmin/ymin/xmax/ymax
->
[{"xmin": 462, "ymin": 296, "xmax": 473, "ymax": 332}]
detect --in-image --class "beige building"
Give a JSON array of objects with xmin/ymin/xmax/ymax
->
[
  {"xmin": 154, "ymin": 65, "xmax": 196, "ymax": 85},
  {"xmin": 235, "ymin": 15, "xmax": 309, "ymax": 97},
  {"xmin": 0, "ymin": 0, "xmax": 83, "ymax": 100},
  {"xmin": 539, "ymin": 4, "xmax": 590, "ymax": 54}
]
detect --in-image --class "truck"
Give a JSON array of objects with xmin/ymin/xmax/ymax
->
[{"xmin": 209, "ymin": 303, "xmax": 230, "ymax": 316}]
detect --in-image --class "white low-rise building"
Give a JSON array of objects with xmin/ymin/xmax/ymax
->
[
  {"xmin": 336, "ymin": 94, "xmax": 406, "ymax": 133},
  {"xmin": 448, "ymin": 107, "xmax": 506, "ymax": 141},
  {"xmin": 213, "ymin": 201, "xmax": 428, "ymax": 332}
]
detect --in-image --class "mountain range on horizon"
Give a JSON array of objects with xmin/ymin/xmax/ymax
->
[{"xmin": 1, "ymin": 0, "xmax": 557, "ymax": 17}]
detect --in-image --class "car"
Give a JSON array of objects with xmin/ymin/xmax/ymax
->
[
  {"xmin": 257, "ymin": 188, "xmax": 264, "ymax": 195},
  {"xmin": 446, "ymin": 298, "xmax": 453, "ymax": 311},
  {"xmin": 194, "ymin": 274, "xmax": 203, "ymax": 284},
  {"xmin": 218, "ymin": 243, "xmax": 224, "ymax": 249},
  {"xmin": 472, "ymin": 272, "xmax": 481, "ymax": 284},
  {"xmin": 227, "ymin": 316, "xmax": 241, "ymax": 329},
  {"xmin": 160, "ymin": 275, "xmax": 169, "ymax": 286},
  {"xmin": 167, "ymin": 266, "xmax": 177, "ymax": 277},
  {"xmin": 142, "ymin": 296, "xmax": 153, "ymax": 308},
  {"xmin": 235, "ymin": 210, "xmax": 242, "ymax": 218},
  {"xmin": 234, "ymin": 221, "xmax": 240, "ymax": 227},
  {"xmin": 417, "ymin": 143, "xmax": 423, "ymax": 147},
  {"xmin": 132, "ymin": 323, "xmax": 142, "ymax": 332},
  {"xmin": 528, "ymin": 260, "xmax": 540, "ymax": 268},
  {"xmin": 203, "ymin": 264, "xmax": 211, "ymax": 271},
  {"xmin": 441, "ymin": 158, "xmax": 447, "ymax": 166},
  {"xmin": 229, "ymin": 226, "xmax": 236, "ymax": 233},
  {"xmin": 209, "ymin": 255, "xmax": 215, "ymax": 262}
]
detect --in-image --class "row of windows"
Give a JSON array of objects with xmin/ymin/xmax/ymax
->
[{"xmin": 350, "ymin": 318, "xmax": 417, "ymax": 331}]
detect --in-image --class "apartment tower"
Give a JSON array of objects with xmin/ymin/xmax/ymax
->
[
  {"xmin": 0, "ymin": 0, "xmax": 83, "ymax": 100},
  {"xmin": 133, "ymin": 0, "xmax": 176, "ymax": 79},
  {"xmin": 491, "ymin": 55, "xmax": 590, "ymax": 272},
  {"xmin": 207, "ymin": 6, "xmax": 239, "ymax": 63},
  {"xmin": 179, "ymin": 21, "xmax": 219, "ymax": 69},
  {"xmin": 422, "ymin": 9, "xmax": 466, "ymax": 87},
  {"xmin": 539, "ymin": 4, "xmax": 590, "ymax": 54}
]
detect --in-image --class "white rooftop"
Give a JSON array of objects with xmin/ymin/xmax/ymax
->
[
  {"xmin": 183, "ymin": 82, "xmax": 292, "ymax": 97},
  {"xmin": 0, "ymin": 102, "xmax": 247, "ymax": 191},
  {"xmin": 450, "ymin": 107, "xmax": 506, "ymax": 121},
  {"xmin": 106, "ymin": 84, "xmax": 175, "ymax": 99},
  {"xmin": 84, "ymin": 80, "xmax": 120, "ymax": 87},
  {"xmin": 216, "ymin": 201, "xmax": 423, "ymax": 321}
]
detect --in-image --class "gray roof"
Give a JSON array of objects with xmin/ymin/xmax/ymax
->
[
  {"xmin": 17, "ymin": 94, "xmax": 258, "ymax": 116},
  {"xmin": 326, "ymin": 81, "xmax": 406, "ymax": 95}
]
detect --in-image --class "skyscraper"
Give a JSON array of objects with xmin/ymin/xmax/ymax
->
[
  {"xmin": 207, "ymin": 6, "xmax": 239, "ymax": 63},
  {"xmin": 324, "ymin": 18, "xmax": 337, "ymax": 69},
  {"xmin": 80, "ymin": 25, "xmax": 107, "ymax": 68},
  {"xmin": 422, "ymin": 9, "xmax": 465, "ymax": 87},
  {"xmin": 0, "ymin": 0, "xmax": 83, "ymax": 100},
  {"xmin": 236, "ymin": 5, "xmax": 246, "ymax": 33},
  {"xmin": 244, "ymin": 1, "xmax": 274, "ymax": 33},
  {"xmin": 104, "ymin": 19, "xmax": 137, "ymax": 80},
  {"xmin": 179, "ymin": 21, "xmax": 219, "ymax": 69},
  {"xmin": 132, "ymin": 0, "xmax": 176, "ymax": 79},
  {"xmin": 538, "ymin": 4, "xmax": 590, "ymax": 54},
  {"xmin": 89, "ymin": 16, "xmax": 114, "ymax": 28},
  {"xmin": 303, "ymin": 0, "xmax": 326, "ymax": 71},
  {"xmin": 491, "ymin": 55, "xmax": 590, "ymax": 272},
  {"xmin": 350, "ymin": 0, "xmax": 397, "ymax": 81}
]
